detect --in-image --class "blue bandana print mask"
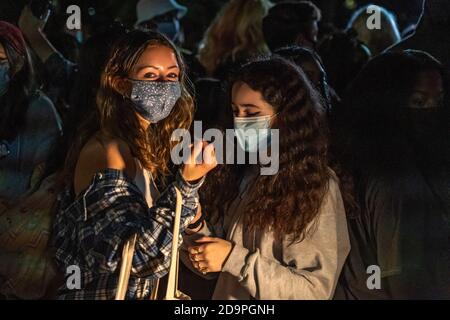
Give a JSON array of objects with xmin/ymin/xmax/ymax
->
[{"xmin": 129, "ymin": 80, "xmax": 182, "ymax": 123}]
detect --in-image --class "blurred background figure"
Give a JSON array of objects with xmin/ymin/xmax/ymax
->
[
  {"xmin": 263, "ymin": 1, "xmax": 321, "ymax": 52},
  {"xmin": 19, "ymin": 4, "xmax": 78, "ymax": 117},
  {"xmin": 347, "ymin": 4, "xmax": 401, "ymax": 56},
  {"xmin": 197, "ymin": 0, "xmax": 272, "ymax": 79},
  {"xmin": 0, "ymin": 21, "xmax": 62, "ymax": 300},
  {"xmin": 332, "ymin": 50, "xmax": 449, "ymax": 299},
  {"xmin": 135, "ymin": 0, "xmax": 187, "ymax": 45},
  {"xmin": 0, "ymin": 21, "xmax": 61, "ymax": 202},
  {"xmin": 192, "ymin": 0, "xmax": 272, "ymax": 134},
  {"xmin": 389, "ymin": 0, "xmax": 450, "ymax": 70},
  {"xmin": 318, "ymin": 29, "xmax": 371, "ymax": 98}
]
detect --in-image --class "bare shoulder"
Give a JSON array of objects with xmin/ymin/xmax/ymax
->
[{"xmin": 73, "ymin": 133, "xmax": 136, "ymax": 196}]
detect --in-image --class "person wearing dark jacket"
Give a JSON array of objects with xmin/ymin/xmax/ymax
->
[{"xmin": 333, "ymin": 50, "xmax": 450, "ymax": 299}]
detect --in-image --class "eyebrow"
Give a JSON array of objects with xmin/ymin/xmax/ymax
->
[
  {"xmin": 242, "ymin": 103, "xmax": 260, "ymax": 108},
  {"xmin": 136, "ymin": 65, "xmax": 179, "ymax": 72},
  {"xmin": 232, "ymin": 102, "xmax": 260, "ymax": 108}
]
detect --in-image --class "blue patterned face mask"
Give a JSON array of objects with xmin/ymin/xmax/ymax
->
[
  {"xmin": 0, "ymin": 63, "xmax": 10, "ymax": 97},
  {"xmin": 129, "ymin": 80, "xmax": 181, "ymax": 123}
]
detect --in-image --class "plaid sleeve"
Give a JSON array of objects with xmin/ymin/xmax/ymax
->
[
  {"xmin": 130, "ymin": 171, "xmax": 205, "ymax": 278},
  {"xmin": 76, "ymin": 171, "xmax": 204, "ymax": 280}
]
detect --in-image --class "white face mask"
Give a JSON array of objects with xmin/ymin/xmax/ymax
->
[{"xmin": 234, "ymin": 115, "xmax": 274, "ymax": 152}]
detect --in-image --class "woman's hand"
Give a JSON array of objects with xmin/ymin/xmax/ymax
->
[
  {"xmin": 182, "ymin": 140, "xmax": 217, "ymax": 182},
  {"xmin": 188, "ymin": 237, "xmax": 233, "ymax": 274}
]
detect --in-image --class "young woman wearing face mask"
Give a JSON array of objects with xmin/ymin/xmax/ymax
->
[
  {"xmin": 0, "ymin": 21, "xmax": 62, "ymax": 203},
  {"xmin": 182, "ymin": 57, "xmax": 351, "ymax": 300},
  {"xmin": 52, "ymin": 30, "xmax": 217, "ymax": 300},
  {"xmin": 333, "ymin": 50, "xmax": 449, "ymax": 299}
]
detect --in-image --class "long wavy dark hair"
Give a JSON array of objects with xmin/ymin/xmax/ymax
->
[
  {"xmin": 201, "ymin": 56, "xmax": 331, "ymax": 243},
  {"xmin": 0, "ymin": 38, "xmax": 37, "ymax": 141},
  {"xmin": 61, "ymin": 30, "xmax": 194, "ymax": 186},
  {"xmin": 274, "ymin": 45, "xmax": 332, "ymax": 114}
]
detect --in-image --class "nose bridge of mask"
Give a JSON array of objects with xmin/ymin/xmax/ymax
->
[
  {"xmin": 234, "ymin": 114, "xmax": 275, "ymax": 131},
  {"xmin": 130, "ymin": 79, "xmax": 178, "ymax": 99},
  {"xmin": 234, "ymin": 115, "xmax": 274, "ymax": 152}
]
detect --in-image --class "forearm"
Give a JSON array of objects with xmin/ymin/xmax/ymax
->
[
  {"xmin": 129, "ymin": 172, "xmax": 205, "ymax": 278},
  {"xmin": 150, "ymin": 171, "xmax": 204, "ymax": 232}
]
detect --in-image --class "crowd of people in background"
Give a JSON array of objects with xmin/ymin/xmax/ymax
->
[{"xmin": 0, "ymin": 0, "xmax": 448, "ymax": 300}]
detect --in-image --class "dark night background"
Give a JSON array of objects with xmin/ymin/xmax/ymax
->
[{"xmin": 0, "ymin": 0, "xmax": 424, "ymax": 52}]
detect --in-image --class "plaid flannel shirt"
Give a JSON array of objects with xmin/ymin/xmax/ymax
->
[{"xmin": 52, "ymin": 169, "xmax": 203, "ymax": 300}]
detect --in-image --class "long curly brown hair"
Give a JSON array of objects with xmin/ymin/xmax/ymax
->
[
  {"xmin": 201, "ymin": 56, "xmax": 331, "ymax": 243},
  {"xmin": 62, "ymin": 30, "xmax": 194, "ymax": 185}
]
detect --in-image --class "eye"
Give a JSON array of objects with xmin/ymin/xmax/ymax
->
[
  {"xmin": 167, "ymin": 72, "xmax": 179, "ymax": 80},
  {"xmin": 143, "ymin": 72, "xmax": 157, "ymax": 79},
  {"xmin": 231, "ymin": 104, "xmax": 239, "ymax": 116},
  {"xmin": 246, "ymin": 111, "xmax": 260, "ymax": 117}
]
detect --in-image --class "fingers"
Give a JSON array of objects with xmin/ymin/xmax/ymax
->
[
  {"xmin": 203, "ymin": 142, "xmax": 217, "ymax": 166},
  {"xmin": 188, "ymin": 242, "xmax": 215, "ymax": 274},
  {"xmin": 188, "ymin": 244, "xmax": 206, "ymax": 255},
  {"xmin": 189, "ymin": 251, "xmax": 205, "ymax": 262},
  {"xmin": 187, "ymin": 140, "xmax": 217, "ymax": 166},
  {"xmin": 188, "ymin": 238, "xmax": 220, "ymax": 256},
  {"xmin": 190, "ymin": 140, "xmax": 204, "ymax": 165},
  {"xmin": 188, "ymin": 249, "xmax": 208, "ymax": 271},
  {"xmin": 182, "ymin": 140, "xmax": 217, "ymax": 181},
  {"xmin": 192, "ymin": 260, "xmax": 208, "ymax": 270}
]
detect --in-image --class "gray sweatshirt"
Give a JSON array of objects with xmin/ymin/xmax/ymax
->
[{"xmin": 182, "ymin": 167, "xmax": 350, "ymax": 300}]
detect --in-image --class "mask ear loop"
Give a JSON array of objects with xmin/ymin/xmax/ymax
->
[{"xmin": 269, "ymin": 113, "xmax": 278, "ymax": 126}]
